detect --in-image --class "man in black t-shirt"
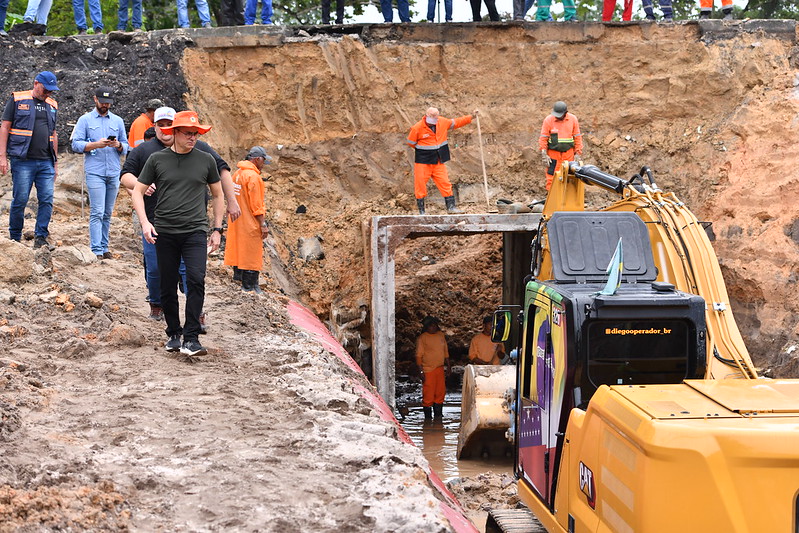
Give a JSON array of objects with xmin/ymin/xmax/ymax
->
[
  {"xmin": 121, "ymin": 106, "xmax": 230, "ymax": 324},
  {"xmin": 131, "ymin": 111, "xmax": 225, "ymax": 358},
  {"xmin": 0, "ymin": 71, "xmax": 59, "ymax": 249}
]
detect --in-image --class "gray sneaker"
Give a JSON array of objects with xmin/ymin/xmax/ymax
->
[
  {"xmin": 181, "ymin": 340, "xmax": 207, "ymax": 356},
  {"xmin": 165, "ymin": 335, "xmax": 181, "ymax": 352}
]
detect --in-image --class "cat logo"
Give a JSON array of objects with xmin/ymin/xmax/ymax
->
[{"xmin": 579, "ymin": 461, "xmax": 596, "ymax": 509}]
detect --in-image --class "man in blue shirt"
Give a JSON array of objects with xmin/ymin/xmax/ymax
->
[
  {"xmin": 0, "ymin": 71, "xmax": 59, "ymax": 250},
  {"xmin": 71, "ymin": 86, "xmax": 128, "ymax": 260}
]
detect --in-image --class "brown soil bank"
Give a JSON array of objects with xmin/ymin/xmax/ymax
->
[{"xmin": 182, "ymin": 21, "xmax": 799, "ymax": 376}]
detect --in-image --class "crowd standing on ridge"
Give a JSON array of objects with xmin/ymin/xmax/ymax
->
[{"xmin": 0, "ymin": 0, "xmax": 746, "ymax": 36}]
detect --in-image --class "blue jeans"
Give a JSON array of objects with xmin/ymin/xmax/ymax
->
[
  {"xmin": 177, "ymin": 0, "xmax": 211, "ymax": 27},
  {"xmin": 117, "ymin": 0, "xmax": 142, "ymax": 29},
  {"xmin": 244, "ymin": 0, "xmax": 271, "ymax": 24},
  {"xmin": 142, "ymin": 235, "xmax": 188, "ymax": 306},
  {"xmin": 85, "ymin": 173, "xmax": 118, "ymax": 255},
  {"xmin": 72, "ymin": 0, "xmax": 103, "ymax": 30},
  {"xmin": 380, "ymin": 0, "xmax": 409, "ymax": 22},
  {"xmin": 8, "ymin": 158, "xmax": 54, "ymax": 241},
  {"xmin": 0, "ymin": 0, "xmax": 9, "ymax": 29},
  {"xmin": 23, "ymin": 0, "xmax": 52, "ymax": 23},
  {"xmin": 426, "ymin": 0, "xmax": 452, "ymax": 21}
]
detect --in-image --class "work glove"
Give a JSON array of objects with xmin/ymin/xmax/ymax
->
[{"xmin": 541, "ymin": 150, "xmax": 549, "ymax": 167}]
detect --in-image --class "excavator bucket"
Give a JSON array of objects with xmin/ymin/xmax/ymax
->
[{"xmin": 457, "ymin": 364, "xmax": 515, "ymax": 459}]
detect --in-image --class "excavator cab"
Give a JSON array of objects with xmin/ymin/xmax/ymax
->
[{"xmin": 512, "ymin": 211, "xmax": 707, "ymax": 509}]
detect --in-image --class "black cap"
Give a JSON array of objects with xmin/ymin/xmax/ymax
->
[
  {"xmin": 95, "ymin": 86, "xmax": 114, "ymax": 104},
  {"xmin": 422, "ymin": 316, "xmax": 440, "ymax": 328},
  {"xmin": 552, "ymin": 101, "xmax": 567, "ymax": 118}
]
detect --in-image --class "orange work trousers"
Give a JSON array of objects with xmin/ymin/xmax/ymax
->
[
  {"xmin": 545, "ymin": 148, "xmax": 575, "ymax": 191},
  {"xmin": 421, "ymin": 366, "xmax": 446, "ymax": 407},
  {"xmin": 414, "ymin": 163, "xmax": 453, "ymax": 199}
]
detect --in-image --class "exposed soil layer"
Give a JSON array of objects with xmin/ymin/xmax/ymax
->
[{"xmin": 1, "ymin": 20, "xmax": 799, "ymax": 531}]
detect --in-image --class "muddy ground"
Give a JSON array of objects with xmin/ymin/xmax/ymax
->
[{"xmin": 1, "ymin": 20, "xmax": 799, "ymax": 532}]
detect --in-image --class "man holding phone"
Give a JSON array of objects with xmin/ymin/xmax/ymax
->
[{"xmin": 71, "ymin": 86, "xmax": 128, "ymax": 260}]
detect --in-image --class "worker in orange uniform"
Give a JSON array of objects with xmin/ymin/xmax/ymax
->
[
  {"xmin": 539, "ymin": 101, "xmax": 583, "ymax": 191},
  {"xmin": 699, "ymin": 0, "xmax": 732, "ymax": 19},
  {"xmin": 223, "ymin": 146, "xmax": 271, "ymax": 293},
  {"xmin": 468, "ymin": 316, "xmax": 505, "ymax": 365},
  {"xmin": 406, "ymin": 107, "xmax": 477, "ymax": 215},
  {"xmin": 128, "ymin": 98, "xmax": 163, "ymax": 148},
  {"xmin": 416, "ymin": 316, "xmax": 451, "ymax": 420}
]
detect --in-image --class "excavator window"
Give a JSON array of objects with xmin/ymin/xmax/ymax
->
[{"xmin": 585, "ymin": 319, "xmax": 692, "ymax": 388}]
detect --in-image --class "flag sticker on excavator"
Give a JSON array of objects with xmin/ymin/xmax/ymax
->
[{"xmin": 579, "ymin": 462, "xmax": 596, "ymax": 509}]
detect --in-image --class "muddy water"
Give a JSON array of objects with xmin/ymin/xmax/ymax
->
[{"xmin": 400, "ymin": 392, "xmax": 513, "ymax": 482}]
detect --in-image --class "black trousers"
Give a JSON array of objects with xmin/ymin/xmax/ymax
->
[
  {"xmin": 470, "ymin": 0, "xmax": 499, "ymax": 20},
  {"xmin": 156, "ymin": 231, "xmax": 207, "ymax": 342},
  {"xmin": 322, "ymin": 0, "xmax": 344, "ymax": 24},
  {"xmin": 220, "ymin": 0, "xmax": 245, "ymax": 25}
]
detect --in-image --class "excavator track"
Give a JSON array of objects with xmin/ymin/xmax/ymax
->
[{"xmin": 485, "ymin": 508, "xmax": 547, "ymax": 533}]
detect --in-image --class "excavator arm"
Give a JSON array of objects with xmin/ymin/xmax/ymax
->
[{"xmin": 538, "ymin": 162, "xmax": 757, "ymax": 379}]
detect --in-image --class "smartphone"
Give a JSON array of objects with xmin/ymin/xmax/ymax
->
[{"xmin": 107, "ymin": 135, "xmax": 116, "ymax": 141}]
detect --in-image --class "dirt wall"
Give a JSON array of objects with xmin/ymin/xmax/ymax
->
[{"xmin": 181, "ymin": 21, "xmax": 799, "ymax": 375}]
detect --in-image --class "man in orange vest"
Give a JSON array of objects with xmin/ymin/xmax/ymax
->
[
  {"xmin": 407, "ymin": 107, "xmax": 476, "ymax": 215},
  {"xmin": 224, "ymin": 146, "xmax": 271, "ymax": 293},
  {"xmin": 539, "ymin": 101, "xmax": 583, "ymax": 191},
  {"xmin": 128, "ymin": 98, "xmax": 163, "ymax": 148},
  {"xmin": 416, "ymin": 315, "xmax": 451, "ymax": 419},
  {"xmin": 468, "ymin": 316, "xmax": 505, "ymax": 365}
]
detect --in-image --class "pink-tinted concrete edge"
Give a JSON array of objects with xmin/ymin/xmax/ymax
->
[{"xmin": 287, "ymin": 300, "xmax": 479, "ymax": 533}]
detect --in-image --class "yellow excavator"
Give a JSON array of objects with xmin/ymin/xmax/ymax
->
[{"xmin": 459, "ymin": 162, "xmax": 799, "ymax": 532}]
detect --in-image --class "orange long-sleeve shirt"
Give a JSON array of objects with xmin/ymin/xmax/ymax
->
[
  {"xmin": 538, "ymin": 112, "xmax": 583, "ymax": 154},
  {"xmin": 128, "ymin": 113, "xmax": 153, "ymax": 148},
  {"xmin": 416, "ymin": 331, "xmax": 449, "ymax": 372}
]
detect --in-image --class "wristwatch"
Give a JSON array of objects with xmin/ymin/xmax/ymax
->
[{"xmin": 211, "ymin": 227, "xmax": 223, "ymax": 234}]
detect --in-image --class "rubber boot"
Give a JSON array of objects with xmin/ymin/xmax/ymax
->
[
  {"xmin": 444, "ymin": 196, "xmax": 463, "ymax": 214},
  {"xmin": 233, "ymin": 266, "xmax": 242, "ymax": 282},
  {"xmin": 417, "ymin": 198, "xmax": 426, "ymax": 215},
  {"xmin": 423, "ymin": 406, "xmax": 433, "ymax": 420},
  {"xmin": 242, "ymin": 270, "xmax": 263, "ymax": 294},
  {"xmin": 433, "ymin": 403, "xmax": 444, "ymax": 418}
]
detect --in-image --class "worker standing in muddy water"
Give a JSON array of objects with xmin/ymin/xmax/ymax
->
[
  {"xmin": 468, "ymin": 315, "xmax": 504, "ymax": 365},
  {"xmin": 407, "ymin": 107, "xmax": 477, "ymax": 215},
  {"xmin": 0, "ymin": 71, "xmax": 59, "ymax": 250},
  {"xmin": 224, "ymin": 146, "xmax": 271, "ymax": 293},
  {"xmin": 539, "ymin": 101, "xmax": 582, "ymax": 191},
  {"xmin": 416, "ymin": 316, "xmax": 451, "ymax": 420},
  {"xmin": 132, "ymin": 111, "xmax": 224, "ymax": 357},
  {"xmin": 71, "ymin": 86, "xmax": 129, "ymax": 261}
]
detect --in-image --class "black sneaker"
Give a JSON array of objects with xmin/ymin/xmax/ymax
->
[
  {"xmin": 165, "ymin": 335, "xmax": 181, "ymax": 352},
  {"xmin": 180, "ymin": 340, "xmax": 207, "ymax": 356}
]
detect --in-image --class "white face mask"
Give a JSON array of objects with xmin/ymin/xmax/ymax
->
[{"xmin": 425, "ymin": 116, "xmax": 438, "ymax": 125}]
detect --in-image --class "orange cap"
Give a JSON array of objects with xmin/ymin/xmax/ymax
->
[{"xmin": 161, "ymin": 110, "xmax": 211, "ymax": 135}]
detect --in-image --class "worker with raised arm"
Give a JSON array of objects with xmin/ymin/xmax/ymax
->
[
  {"xmin": 539, "ymin": 101, "xmax": 583, "ymax": 191},
  {"xmin": 407, "ymin": 107, "xmax": 476, "ymax": 215}
]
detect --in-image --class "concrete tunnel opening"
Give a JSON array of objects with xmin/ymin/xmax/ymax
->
[{"xmin": 367, "ymin": 213, "xmax": 540, "ymax": 410}]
